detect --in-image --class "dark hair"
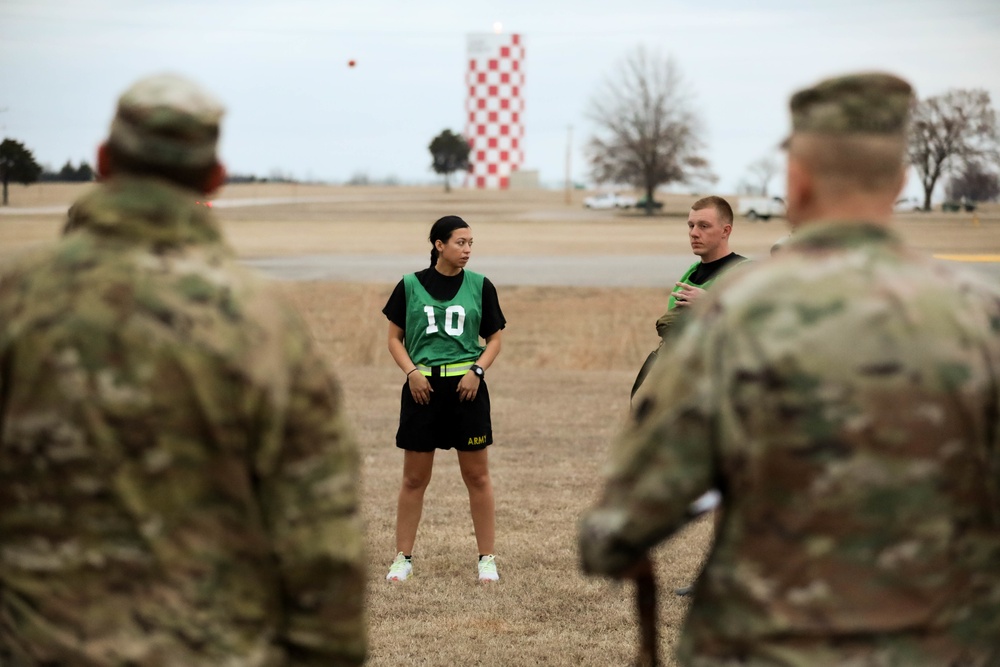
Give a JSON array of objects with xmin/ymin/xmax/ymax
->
[
  {"xmin": 691, "ymin": 196, "xmax": 734, "ymax": 226},
  {"xmin": 106, "ymin": 142, "xmax": 216, "ymax": 192},
  {"xmin": 428, "ymin": 215, "xmax": 470, "ymax": 268}
]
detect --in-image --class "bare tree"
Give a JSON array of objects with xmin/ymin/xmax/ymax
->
[
  {"xmin": 946, "ymin": 161, "xmax": 1000, "ymax": 203},
  {"xmin": 586, "ymin": 47, "xmax": 713, "ymax": 215},
  {"xmin": 908, "ymin": 89, "xmax": 999, "ymax": 211},
  {"xmin": 746, "ymin": 155, "xmax": 780, "ymax": 197}
]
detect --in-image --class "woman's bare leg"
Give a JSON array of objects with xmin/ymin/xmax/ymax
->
[
  {"xmin": 395, "ymin": 450, "xmax": 435, "ymax": 554},
  {"xmin": 457, "ymin": 448, "xmax": 495, "ymax": 555}
]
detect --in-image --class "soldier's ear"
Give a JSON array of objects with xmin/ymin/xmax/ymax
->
[
  {"xmin": 785, "ymin": 156, "xmax": 812, "ymax": 227},
  {"xmin": 96, "ymin": 143, "xmax": 113, "ymax": 180},
  {"xmin": 203, "ymin": 162, "xmax": 226, "ymax": 196}
]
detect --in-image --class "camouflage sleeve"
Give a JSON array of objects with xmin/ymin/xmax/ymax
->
[
  {"xmin": 654, "ymin": 306, "xmax": 680, "ymax": 339},
  {"xmin": 988, "ymin": 291, "xmax": 1000, "ymax": 530},
  {"xmin": 580, "ymin": 313, "xmax": 721, "ymax": 577},
  {"xmin": 654, "ymin": 306, "xmax": 699, "ymax": 341},
  {"xmin": 253, "ymin": 317, "xmax": 366, "ymax": 666}
]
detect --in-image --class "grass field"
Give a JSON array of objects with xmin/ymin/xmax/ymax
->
[{"xmin": 2, "ymin": 183, "xmax": 999, "ymax": 665}]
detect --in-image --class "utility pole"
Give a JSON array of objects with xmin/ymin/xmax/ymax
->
[{"xmin": 564, "ymin": 124, "xmax": 573, "ymax": 205}]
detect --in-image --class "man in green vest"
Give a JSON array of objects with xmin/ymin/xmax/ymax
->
[{"xmin": 631, "ymin": 195, "xmax": 748, "ymax": 399}]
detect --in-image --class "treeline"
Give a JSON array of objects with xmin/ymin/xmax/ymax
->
[
  {"xmin": 39, "ymin": 161, "xmax": 94, "ymax": 182},
  {"xmin": 38, "ymin": 162, "xmax": 297, "ymax": 185},
  {"xmin": 945, "ymin": 162, "xmax": 999, "ymax": 203},
  {"xmin": 226, "ymin": 173, "xmax": 298, "ymax": 184}
]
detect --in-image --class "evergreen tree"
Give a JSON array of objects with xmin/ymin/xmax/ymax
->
[
  {"xmin": 0, "ymin": 138, "xmax": 43, "ymax": 206},
  {"xmin": 429, "ymin": 129, "xmax": 470, "ymax": 193}
]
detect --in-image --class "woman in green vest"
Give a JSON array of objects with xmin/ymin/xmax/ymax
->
[{"xmin": 381, "ymin": 215, "xmax": 506, "ymax": 583}]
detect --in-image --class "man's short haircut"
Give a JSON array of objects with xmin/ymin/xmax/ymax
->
[
  {"xmin": 106, "ymin": 142, "xmax": 216, "ymax": 191},
  {"xmin": 788, "ymin": 133, "xmax": 907, "ymax": 196},
  {"xmin": 691, "ymin": 196, "xmax": 734, "ymax": 226}
]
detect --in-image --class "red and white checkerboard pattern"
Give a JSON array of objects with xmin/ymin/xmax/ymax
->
[{"xmin": 465, "ymin": 33, "xmax": 524, "ymax": 189}]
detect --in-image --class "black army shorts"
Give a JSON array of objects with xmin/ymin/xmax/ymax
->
[{"xmin": 396, "ymin": 374, "xmax": 492, "ymax": 452}]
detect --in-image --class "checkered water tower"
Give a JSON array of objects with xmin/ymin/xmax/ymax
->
[{"xmin": 465, "ymin": 32, "xmax": 524, "ymax": 189}]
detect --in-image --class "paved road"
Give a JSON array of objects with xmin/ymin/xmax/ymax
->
[
  {"xmin": 243, "ymin": 254, "xmax": 700, "ymax": 287},
  {"xmin": 244, "ymin": 253, "xmax": 1000, "ymax": 287}
]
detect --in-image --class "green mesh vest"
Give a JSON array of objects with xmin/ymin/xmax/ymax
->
[
  {"xmin": 666, "ymin": 257, "xmax": 749, "ymax": 310},
  {"xmin": 403, "ymin": 270, "xmax": 485, "ymax": 367}
]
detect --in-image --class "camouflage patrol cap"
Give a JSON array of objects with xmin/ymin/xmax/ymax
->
[
  {"xmin": 787, "ymin": 72, "xmax": 914, "ymax": 140},
  {"xmin": 108, "ymin": 73, "xmax": 225, "ymax": 167}
]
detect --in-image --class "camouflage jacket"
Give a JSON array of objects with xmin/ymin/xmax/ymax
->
[
  {"xmin": 581, "ymin": 221, "xmax": 1000, "ymax": 665},
  {"xmin": 0, "ymin": 177, "xmax": 366, "ymax": 666}
]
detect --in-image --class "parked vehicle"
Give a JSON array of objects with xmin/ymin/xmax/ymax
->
[
  {"xmin": 942, "ymin": 200, "xmax": 977, "ymax": 212},
  {"xmin": 737, "ymin": 196, "xmax": 785, "ymax": 220},
  {"xmin": 893, "ymin": 197, "xmax": 922, "ymax": 212},
  {"xmin": 636, "ymin": 195, "xmax": 663, "ymax": 210},
  {"xmin": 583, "ymin": 192, "xmax": 636, "ymax": 209}
]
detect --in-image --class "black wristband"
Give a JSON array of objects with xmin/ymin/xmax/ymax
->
[{"xmin": 406, "ymin": 368, "xmax": 419, "ymax": 377}]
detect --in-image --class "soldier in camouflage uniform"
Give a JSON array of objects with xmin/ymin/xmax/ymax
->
[
  {"xmin": 0, "ymin": 74, "xmax": 366, "ymax": 666},
  {"xmin": 580, "ymin": 72, "xmax": 1000, "ymax": 665}
]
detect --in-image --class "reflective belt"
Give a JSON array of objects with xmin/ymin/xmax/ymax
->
[{"xmin": 415, "ymin": 362, "xmax": 475, "ymax": 378}]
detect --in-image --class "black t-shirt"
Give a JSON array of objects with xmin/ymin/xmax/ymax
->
[
  {"xmin": 687, "ymin": 252, "xmax": 748, "ymax": 286},
  {"xmin": 382, "ymin": 267, "xmax": 506, "ymax": 338}
]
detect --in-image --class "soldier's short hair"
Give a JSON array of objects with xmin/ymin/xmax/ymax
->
[
  {"xmin": 105, "ymin": 142, "xmax": 216, "ymax": 191},
  {"xmin": 691, "ymin": 196, "xmax": 734, "ymax": 226}
]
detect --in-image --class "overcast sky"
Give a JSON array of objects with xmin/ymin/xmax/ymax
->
[{"xmin": 2, "ymin": 0, "xmax": 998, "ymax": 197}]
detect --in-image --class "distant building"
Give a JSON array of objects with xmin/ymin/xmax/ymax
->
[
  {"xmin": 507, "ymin": 169, "xmax": 539, "ymax": 190},
  {"xmin": 465, "ymin": 32, "xmax": 524, "ymax": 189}
]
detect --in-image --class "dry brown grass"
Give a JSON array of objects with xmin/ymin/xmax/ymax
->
[
  {"xmin": 2, "ymin": 183, "xmax": 999, "ymax": 665},
  {"xmin": 282, "ymin": 276, "xmax": 715, "ymax": 664},
  {"xmin": 285, "ymin": 282, "xmax": 666, "ymax": 374},
  {"xmin": 337, "ymin": 361, "xmax": 714, "ymax": 666}
]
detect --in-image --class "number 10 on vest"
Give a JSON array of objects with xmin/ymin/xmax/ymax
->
[{"xmin": 423, "ymin": 305, "xmax": 467, "ymax": 336}]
